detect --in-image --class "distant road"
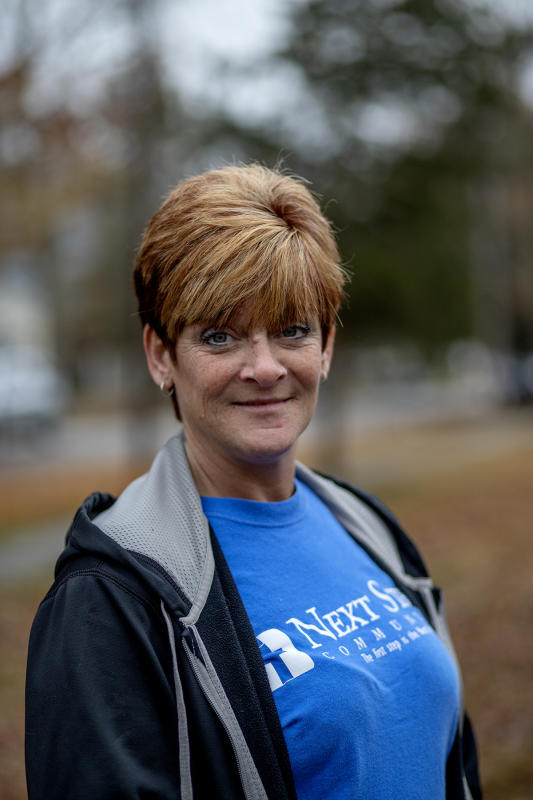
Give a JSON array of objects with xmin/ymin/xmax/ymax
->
[{"xmin": 0, "ymin": 409, "xmax": 176, "ymax": 471}]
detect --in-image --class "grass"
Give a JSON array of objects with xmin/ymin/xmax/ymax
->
[
  {"xmin": 379, "ymin": 446, "xmax": 533, "ymax": 798},
  {"xmin": 1, "ymin": 410, "xmax": 532, "ymax": 798},
  {"xmin": 1, "ymin": 576, "xmax": 50, "ymax": 800}
]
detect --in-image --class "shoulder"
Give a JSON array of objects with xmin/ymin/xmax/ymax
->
[
  {"xmin": 295, "ymin": 463, "xmax": 430, "ymax": 580},
  {"xmin": 31, "ymin": 533, "xmax": 169, "ymax": 659},
  {"xmin": 92, "ymin": 434, "xmax": 214, "ymax": 616},
  {"xmin": 47, "ymin": 488, "xmax": 192, "ymax": 624}
]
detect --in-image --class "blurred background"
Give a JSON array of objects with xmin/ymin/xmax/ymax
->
[{"xmin": 1, "ymin": 0, "xmax": 532, "ymax": 797}]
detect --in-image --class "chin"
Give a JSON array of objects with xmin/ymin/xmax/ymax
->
[{"xmin": 232, "ymin": 429, "xmax": 302, "ymax": 465}]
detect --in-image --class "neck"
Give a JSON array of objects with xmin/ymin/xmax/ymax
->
[{"xmin": 183, "ymin": 434, "xmax": 296, "ymax": 502}]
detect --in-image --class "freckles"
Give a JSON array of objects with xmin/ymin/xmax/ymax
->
[{"xmin": 199, "ymin": 369, "xmax": 233, "ymax": 422}]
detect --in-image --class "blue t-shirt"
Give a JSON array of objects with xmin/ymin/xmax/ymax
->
[{"xmin": 201, "ymin": 479, "xmax": 459, "ymax": 800}]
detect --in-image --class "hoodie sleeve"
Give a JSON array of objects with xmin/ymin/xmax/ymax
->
[{"xmin": 25, "ymin": 570, "xmax": 181, "ymax": 799}]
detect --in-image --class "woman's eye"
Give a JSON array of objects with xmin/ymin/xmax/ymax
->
[
  {"xmin": 201, "ymin": 330, "xmax": 231, "ymax": 346},
  {"xmin": 281, "ymin": 324, "xmax": 310, "ymax": 340}
]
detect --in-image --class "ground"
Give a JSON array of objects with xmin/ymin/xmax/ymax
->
[{"xmin": 1, "ymin": 408, "xmax": 532, "ymax": 799}]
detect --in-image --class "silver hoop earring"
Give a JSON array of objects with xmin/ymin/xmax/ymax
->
[{"xmin": 159, "ymin": 380, "xmax": 174, "ymax": 396}]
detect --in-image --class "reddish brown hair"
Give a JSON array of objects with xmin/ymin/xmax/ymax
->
[{"xmin": 134, "ymin": 164, "xmax": 346, "ymax": 350}]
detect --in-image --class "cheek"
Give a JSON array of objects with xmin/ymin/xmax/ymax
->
[
  {"xmin": 296, "ymin": 356, "xmax": 323, "ymax": 390},
  {"xmin": 182, "ymin": 363, "xmax": 234, "ymax": 413}
]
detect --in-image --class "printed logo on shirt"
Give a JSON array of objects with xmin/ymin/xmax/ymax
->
[{"xmin": 257, "ymin": 579, "xmax": 434, "ymax": 691}]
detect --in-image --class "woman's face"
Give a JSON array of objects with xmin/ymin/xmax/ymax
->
[{"xmin": 162, "ymin": 304, "xmax": 334, "ymax": 471}]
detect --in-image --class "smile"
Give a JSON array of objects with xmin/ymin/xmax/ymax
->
[{"xmin": 233, "ymin": 398, "xmax": 290, "ymax": 409}]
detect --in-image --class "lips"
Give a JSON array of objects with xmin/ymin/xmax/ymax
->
[{"xmin": 233, "ymin": 398, "xmax": 290, "ymax": 407}]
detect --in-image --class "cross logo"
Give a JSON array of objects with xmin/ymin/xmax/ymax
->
[{"xmin": 257, "ymin": 628, "xmax": 315, "ymax": 691}]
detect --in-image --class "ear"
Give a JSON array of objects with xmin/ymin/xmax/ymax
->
[
  {"xmin": 143, "ymin": 325, "xmax": 174, "ymax": 388},
  {"xmin": 321, "ymin": 324, "xmax": 335, "ymax": 379}
]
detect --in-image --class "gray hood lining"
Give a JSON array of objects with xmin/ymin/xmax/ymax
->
[{"xmin": 94, "ymin": 431, "xmax": 214, "ymax": 623}]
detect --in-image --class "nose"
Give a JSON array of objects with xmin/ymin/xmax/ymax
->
[{"xmin": 240, "ymin": 334, "xmax": 287, "ymax": 386}]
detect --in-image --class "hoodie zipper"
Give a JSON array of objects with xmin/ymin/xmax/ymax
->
[{"xmin": 181, "ymin": 625, "xmax": 267, "ymax": 800}]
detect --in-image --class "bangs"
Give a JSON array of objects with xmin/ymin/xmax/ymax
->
[{"xmin": 161, "ymin": 227, "xmax": 343, "ymax": 341}]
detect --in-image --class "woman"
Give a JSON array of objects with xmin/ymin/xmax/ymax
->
[{"xmin": 26, "ymin": 165, "xmax": 481, "ymax": 799}]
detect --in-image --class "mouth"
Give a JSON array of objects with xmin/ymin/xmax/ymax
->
[{"xmin": 233, "ymin": 398, "xmax": 290, "ymax": 409}]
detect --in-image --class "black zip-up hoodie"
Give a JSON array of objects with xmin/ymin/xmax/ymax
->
[{"xmin": 26, "ymin": 432, "xmax": 482, "ymax": 799}]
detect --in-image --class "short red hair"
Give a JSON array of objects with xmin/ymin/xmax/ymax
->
[{"xmin": 134, "ymin": 164, "xmax": 346, "ymax": 350}]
